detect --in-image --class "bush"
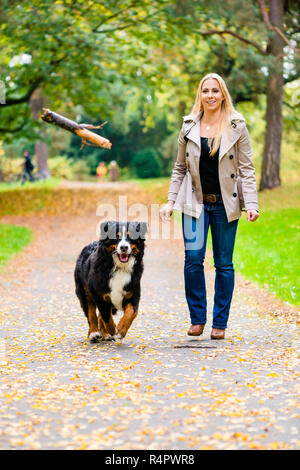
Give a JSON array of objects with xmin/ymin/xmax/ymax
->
[
  {"xmin": 48, "ymin": 156, "xmax": 90, "ymax": 180},
  {"xmin": 69, "ymin": 159, "xmax": 91, "ymax": 181},
  {"xmin": 48, "ymin": 156, "xmax": 73, "ymax": 179},
  {"xmin": 131, "ymin": 147, "xmax": 162, "ymax": 178},
  {"xmin": 0, "ymin": 156, "xmax": 25, "ymax": 181}
]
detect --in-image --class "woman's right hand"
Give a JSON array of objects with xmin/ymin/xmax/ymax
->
[{"xmin": 159, "ymin": 201, "xmax": 175, "ymax": 222}]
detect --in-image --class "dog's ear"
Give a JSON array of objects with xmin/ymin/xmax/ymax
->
[
  {"xmin": 129, "ymin": 221, "xmax": 148, "ymax": 240},
  {"xmin": 100, "ymin": 220, "xmax": 117, "ymax": 240}
]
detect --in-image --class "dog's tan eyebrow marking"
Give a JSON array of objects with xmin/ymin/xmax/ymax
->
[
  {"xmin": 105, "ymin": 244, "xmax": 116, "ymax": 252},
  {"xmin": 130, "ymin": 243, "xmax": 140, "ymax": 254}
]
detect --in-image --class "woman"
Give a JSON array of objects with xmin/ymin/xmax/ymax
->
[{"xmin": 159, "ymin": 73, "xmax": 259, "ymax": 340}]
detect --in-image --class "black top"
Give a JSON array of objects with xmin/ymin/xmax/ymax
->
[
  {"xmin": 25, "ymin": 155, "xmax": 34, "ymax": 172},
  {"xmin": 199, "ymin": 137, "xmax": 221, "ymax": 194}
]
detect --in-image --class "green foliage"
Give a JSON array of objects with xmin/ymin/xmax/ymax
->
[
  {"xmin": 0, "ymin": 155, "xmax": 24, "ymax": 181},
  {"xmin": 234, "ymin": 208, "xmax": 300, "ymax": 306},
  {"xmin": 65, "ymin": 114, "xmax": 173, "ymax": 176},
  {"xmin": 0, "ymin": 224, "xmax": 32, "ymax": 266},
  {"xmin": 0, "ymin": 0, "xmax": 173, "ymax": 139},
  {"xmin": 1, "ymin": 0, "xmax": 299, "ymax": 189},
  {"xmin": 131, "ymin": 147, "xmax": 162, "ymax": 178},
  {"xmin": 47, "ymin": 156, "xmax": 90, "ymax": 180}
]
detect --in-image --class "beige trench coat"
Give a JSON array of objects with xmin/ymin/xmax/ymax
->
[{"xmin": 168, "ymin": 110, "xmax": 259, "ymax": 222}]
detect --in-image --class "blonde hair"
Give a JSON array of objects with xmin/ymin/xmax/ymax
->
[{"xmin": 192, "ymin": 73, "xmax": 235, "ymax": 156}]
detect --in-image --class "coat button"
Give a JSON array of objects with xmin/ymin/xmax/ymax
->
[
  {"xmin": 229, "ymin": 155, "xmax": 234, "ymax": 159},
  {"xmin": 186, "ymin": 152, "xmax": 189, "ymax": 156},
  {"xmin": 233, "ymin": 192, "xmax": 237, "ymax": 197},
  {"xmin": 231, "ymin": 173, "xmax": 235, "ymax": 178}
]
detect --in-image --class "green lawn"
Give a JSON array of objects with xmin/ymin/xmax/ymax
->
[
  {"xmin": 0, "ymin": 224, "xmax": 32, "ymax": 266},
  {"xmin": 234, "ymin": 208, "xmax": 299, "ymax": 306},
  {"xmin": 127, "ymin": 177, "xmax": 169, "ymax": 188},
  {"xmin": 0, "ymin": 177, "xmax": 60, "ymax": 192}
]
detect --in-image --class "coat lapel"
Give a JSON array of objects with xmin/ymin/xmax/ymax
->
[
  {"xmin": 183, "ymin": 111, "xmax": 244, "ymax": 159},
  {"xmin": 186, "ymin": 121, "xmax": 200, "ymax": 148},
  {"xmin": 219, "ymin": 123, "xmax": 242, "ymax": 161}
]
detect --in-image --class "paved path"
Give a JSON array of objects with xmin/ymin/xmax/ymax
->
[{"xmin": 0, "ymin": 212, "xmax": 299, "ymax": 450}]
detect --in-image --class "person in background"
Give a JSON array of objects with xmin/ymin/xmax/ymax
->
[
  {"xmin": 109, "ymin": 160, "xmax": 119, "ymax": 182},
  {"xmin": 96, "ymin": 161, "xmax": 107, "ymax": 183},
  {"xmin": 22, "ymin": 150, "xmax": 35, "ymax": 184}
]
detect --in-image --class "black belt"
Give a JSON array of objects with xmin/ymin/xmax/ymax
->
[{"xmin": 203, "ymin": 193, "xmax": 222, "ymax": 203}]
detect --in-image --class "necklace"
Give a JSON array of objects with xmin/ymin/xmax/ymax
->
[
  {"xmin": 203, "ymin": 121, "xmax": 218, "ymax": 130},
  {"xmin": 201, "ymin": 117, "xmax": 219, "ymax": 130}
]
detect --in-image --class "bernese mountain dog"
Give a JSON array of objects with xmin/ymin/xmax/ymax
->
[{"xmin": 74, "ymin": 220, "xmax": 147, "ymax": 342}]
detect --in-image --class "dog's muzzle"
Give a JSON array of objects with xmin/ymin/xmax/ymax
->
[{"xmin": 117, "ymin": 241, "xmax": 132, "ymax": 263}]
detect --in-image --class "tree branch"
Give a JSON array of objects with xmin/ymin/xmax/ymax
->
[
  {"xmin": 93, "ymin": 8, "xmax": 164, "ymax": 34},
  {"xmin": 0, "ymin": 116, "xmax": 28, "ymax": 133},
  {"xmin": 197, "ymin": 29, "xmax": 267, "ymax": 55},
  {"xmin": 92, "ymin": 0, "xmax": 142, "ymax": 32},
  {"xmin": 257, "ymin": 0, "xmax": 300, "ymax": 54},
  {"xmin": 4, "ymin": 79, "xmax": 42, "ymax": 107}
]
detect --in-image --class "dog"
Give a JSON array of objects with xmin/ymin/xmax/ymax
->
[{"xmin": 74, "ymin": 221, "xmax": 147, "ymax": 342}]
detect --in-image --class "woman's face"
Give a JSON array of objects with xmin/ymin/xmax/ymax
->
[{"xmin": 201, "ymin": 78, "xmax": 224, "ymax": 113}]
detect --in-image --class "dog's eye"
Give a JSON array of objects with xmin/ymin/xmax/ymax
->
[
  {"xmin": 104, "ymin": 240, "xmax": 117, "ymax": 247},
  {"xmin": 104, "ymin": 243, "xmax": 117, "ymax": 253}
]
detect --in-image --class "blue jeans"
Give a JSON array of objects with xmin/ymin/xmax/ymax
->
[{"xmin": 182, "ymin": 202, "xmax": 238, "ymax": 329}]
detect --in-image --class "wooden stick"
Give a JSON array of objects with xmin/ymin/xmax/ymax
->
[{"xmin": 40, "ymin": 108, "xmax": 112, "ymax": 149}]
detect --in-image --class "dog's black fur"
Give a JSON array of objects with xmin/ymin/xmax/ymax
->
[{"xmin": 74, "ymin": 221, "xmax": 147, "ymax": 341}]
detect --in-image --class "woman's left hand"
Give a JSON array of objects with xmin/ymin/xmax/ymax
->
[{"xmin": 246, "ymin": 210, "xmax": 259, "ymax": 222}]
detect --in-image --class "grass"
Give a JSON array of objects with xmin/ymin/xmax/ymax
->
[
  {"xmin": 0, "ymin": 177, "xmax": 60, "ymax": 192},
  {"xmin": 127, "ymin": 177, "xmax": 169, "ymax": 187},
  {"xmin": 234, "ymin": 208, "xmax": 299, "ymax": 306},
  {"xmin": 233, "ymin": 183, "xmax": 300, "ymax": 306},
  {"xmin": 0, "ymin": 224, "xmax": 32, "ymax": 267}
]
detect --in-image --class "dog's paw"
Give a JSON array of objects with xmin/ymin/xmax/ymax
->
[
  {"xmin": 89, "ymin": 332, "xmax": 102, "ymax": 343},
  {"xmin": 116, "ymin": 329, "xmax": 126, "ymax": 340},
  {"xmin": 104, "ymin": 334, "xmax": 116, "ymax": 341}
]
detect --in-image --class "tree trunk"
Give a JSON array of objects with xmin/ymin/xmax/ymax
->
[
  {"xmin": 259, "ymin": 0, "xmax": 284, "ymax": 191},
  {"xmin": 30, "ymin": 88, "xmax": 50, "ymax": 178}
]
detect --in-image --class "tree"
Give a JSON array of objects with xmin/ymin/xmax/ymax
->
[
  {"xmin": 0, "ymin": 0, "xmax": 168, "ymax": 173},
  {"xmin": 188, "ymin": 0, "xmax": 300, "ymax": 190},
  {"xmin": 1, "ymin": 0, "xmax": 299, "ymax": 189},
  {"xmin": 131, "ymin": 147, "xmax": 162, "ymax": 177}
]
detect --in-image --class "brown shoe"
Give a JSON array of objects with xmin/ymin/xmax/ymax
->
[
  {"xmin": 187, "ymin": 324, "xmax": 205, "ymax": 336},
  {"xmin": 211, "ymin": 328, "xmax": 225, "ymax": 340}
]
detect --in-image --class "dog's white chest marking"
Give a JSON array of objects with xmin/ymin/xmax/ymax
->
[{"xmin": 109, "ymin": 258, "xmax": 134, "ymax": 310}]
